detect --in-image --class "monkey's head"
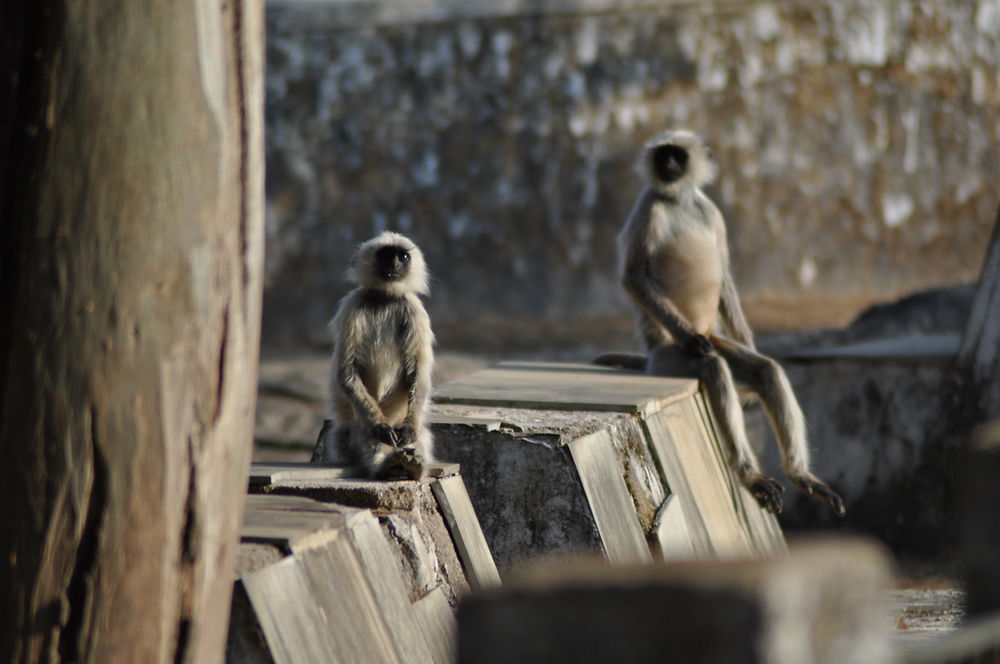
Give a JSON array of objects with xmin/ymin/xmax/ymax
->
[
  {"xmin": 642, "ymin": 130, "xmax": 717, "ymax": 195},
  {"xmin": 349, "ymin": 231, "xmax": 429, "ymax": 296}
]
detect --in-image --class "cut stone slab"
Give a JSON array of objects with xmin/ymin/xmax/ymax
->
[
  {"xmin": 431, "ymin": 362, "xmax": 785, "ymax": 575},
  {"xmin": 652, "ymin": 494, "xmax": 696, "ymax": 561},
  {"xmin": 413, "ymin": 588, "xmax": 456, "ymax": 664},
  {"xmin": 645, "ymin": 396, "xmax": 785, "ymax": 559},
  {"xmin": 232, "ymin": 494, "xmax": 432, "ymax": 663},
  {"xmin": 249, "ymin": 460, "xmax": 460, "ymax": 487},
  {"xmin": 568, "ymin": 430, "xmax": 652, "ymax": 564},
  {"xmin": 229, "ymin": 472, "xmax": 495, "ymax": 664},
  {"xmin": 431, "ymin": 475, "xmax": 503, "ymax": 590},
  {"xmin": 456, "ymin": 537, "xmax": 893, "ymax": 664},
  {"xmin": 433, "ymin": 361, "xmax": 696, "ymax": 414},
  {"xmin": 248, "ymin": 461, "xmax": 494, "ymax": 607}
]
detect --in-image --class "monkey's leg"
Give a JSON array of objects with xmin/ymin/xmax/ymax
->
[
  {"xmin": 313, "ymin": 420, "xmax": 354, "ymax": 464},
  {"xmin": 712, "ymin": 337, "xmax": 845, "ymax": 517},
  {"xmin": 346, "ymin": 424, "xmax": 398, "ymax": 478},
  {"xmin": 668, "ymin": 347, "xmax": 785, "ymax": 514}
]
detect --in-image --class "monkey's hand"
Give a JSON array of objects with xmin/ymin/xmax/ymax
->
[
  {"xmin": 683, "ymin": 333, "xmax": 715, "ymax": 358},
  {"xmin": 371, "ymin": 422, "xmax": 398, "ymax": 446},
  {"xmin": 791, "ymin": 474, "xmax": 846, "ymax": 518},
  {"xmin": 393, "ymin": 425, "xmax": 417, "ymax": 447},
  {"xmin": 745, "ymin": 474, "xmax": 785, "ymax": 514}
]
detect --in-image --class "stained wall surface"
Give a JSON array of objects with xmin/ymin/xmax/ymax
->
[{"xmin": 264, "ymin": 0, "xmax": 1000, "ymax": 348}]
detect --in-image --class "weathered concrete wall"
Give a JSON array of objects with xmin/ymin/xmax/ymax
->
[
  {"xmin": 264, "ymin": 0, "xmax": 1000, "ymax": 348},
  {"xmin": 749, "ymin": 356, "xmax": 959, "ymax": 556}
]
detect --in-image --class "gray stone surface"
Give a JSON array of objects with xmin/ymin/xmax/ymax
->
[
  {"xmin": 432, "ymin": 407, "xmax": 612, "ymax": 573},
  {"xmin": 747, "ymin": 354, "xmax": 959, "ymax": 555},
  {"xmin": 456, "ymin": 538, "xmax": 894, "ymax": 664},
  {"xmin": 431, "ymin": 363, "xmax": 785, "ymax": 574},
  {"xmin": 958, "ymin": 421, "xmax": 1000, "ymax": 618},
  {"xmin": 262, "ymin": 0, "xmax": 1000, "ymax": 348}
]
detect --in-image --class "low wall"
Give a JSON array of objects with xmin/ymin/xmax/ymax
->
[{"xmin": 264, "ymin": 0, "xmax": 1000, "ymax": 348}]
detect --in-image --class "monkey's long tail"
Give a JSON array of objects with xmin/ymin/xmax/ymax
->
[{"xmin": 592, "ymin": 352, "xmax": 647, "ymax": 371}]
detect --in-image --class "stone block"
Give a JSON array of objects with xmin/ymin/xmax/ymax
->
[
  {"xmin": 229, "ymin": 466, "xmax": 498, "ymax": 663},
  {"xmin": 959, "ymin": 421, "xmax": 1000, "ymax": 618},
  {"xmin": 747, "ymin": 348, "xmax": 958, "ymax": 555},
  {"xmin": 431, "ymin": 362, "xmax": 785, "ymax": 575},
  {"xmin": 456, "ymin": 538, "xmax": 893, "ymax": 664}
]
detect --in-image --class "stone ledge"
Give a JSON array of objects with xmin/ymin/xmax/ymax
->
[
  {"xmin": 228, "ymin": 466, "xmax": 500, "ymax": 663},
  {"xmin": 456, "ymin": 537, "xmax": 893, "ymax": 664},
  {"xmin": 431, "ymin": 362, "xmax": 785, "ymax": 576}
]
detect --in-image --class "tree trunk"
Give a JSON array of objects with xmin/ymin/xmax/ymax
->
[{"xmin": 0, "ymin": 1, "xmax": 264, "ymax": 662}]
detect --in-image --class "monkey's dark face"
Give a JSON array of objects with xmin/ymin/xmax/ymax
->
[
  {"xmin": 652, "ymin": 144, "xmax": 689, "ymax": 184},
  {"xmin": 374, "ymin": 245, "xmax": 412, "ymax": 282}
]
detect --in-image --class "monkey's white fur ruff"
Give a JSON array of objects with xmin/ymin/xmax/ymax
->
[
  {"xmin": 348, "ymin": 231, "xmax": 430, "ymax": 296},
  {"xmin": 641, "ymin": 129, "xmax": 718, "ymax": 196}
]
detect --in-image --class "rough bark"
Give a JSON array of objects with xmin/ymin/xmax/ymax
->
[{"xmin": 0, "ymin": 1, "xmax": 264, "ymax": 662}]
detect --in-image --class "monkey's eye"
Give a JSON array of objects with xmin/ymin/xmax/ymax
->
[{"xmin": 399, "ymin": 251, "xmax": 411, "ymax": 263}]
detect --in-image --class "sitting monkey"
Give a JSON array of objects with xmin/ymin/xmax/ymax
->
[
  {"xmin": 319, "ymin": 231, "xmax": 435, "ymax": 479},
  {"xmin": 598, "ymin": 130, "xmax": 844, "ymax": 517}
]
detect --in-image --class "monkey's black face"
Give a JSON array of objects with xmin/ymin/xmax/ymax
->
[
  {"xmin": 652, "ymin": 144, "xmax": 689, "ymax": 184},
  {"xmin": 374, "ymin": 245, "xmax": 412, "ymax": 282}
]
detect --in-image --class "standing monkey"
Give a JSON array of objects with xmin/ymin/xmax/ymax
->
[
  {"xmin": 320, "ymin": 231, "xmax": 435, "ymax": 479},
  {"xmin": 599, "ymin": 130, "xmax": 844, "ymax": 517}
]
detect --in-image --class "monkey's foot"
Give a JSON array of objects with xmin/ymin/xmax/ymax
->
[
  {"xmin": 791, "ymin": 475, "xmax": 846, "ymax": 518},
  {"xmin": 376, "ymin": 446, "xmax": 425, "ymax": 480},
  {"xmin": 744, "ymin": 474, "xmax": 785, "ymax": 514}
]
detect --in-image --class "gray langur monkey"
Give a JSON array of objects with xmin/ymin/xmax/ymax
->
[
  {"xmin": 323, "ymin": 231, "xmax": 435, "ymax": 479},
  {"xmin": 596, "ymin": 130, "xmax": 844, "ymax": 517}
]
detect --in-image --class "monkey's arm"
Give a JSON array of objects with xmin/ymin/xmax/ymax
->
[
  {"xmin": 332, "ymin": 313, "xmax": 387, "ymax": 427},
  {"xmin": 401, "ymin": 308, "xmax": 433, "ymax": 429},
  {"xmin": 402, "ymin": 362, "xmax": 431, "ymax": 429},
  {"xmin": 719, "ymin": 269, "xmax": 755, "ymax": 349},
  {"xmin": 336, "ymin": 358, "xmax": 386, "ymax": 425}
]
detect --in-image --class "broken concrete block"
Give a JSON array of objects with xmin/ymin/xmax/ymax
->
[
  {"xmin": 431, "ymin": 362, "xmax": 785, "ymax": 575},
  {"xmin": 456, "ymin": 537, "xmax": 892, "ymax": 664},
  {"xmin": 232, "ymin": 498, "xmax": 405, "ymax": 663},
  {"xmin": 249, "ymin": 462, "xmax": 496, "ymax": 605},
  {"xmin": 229, "ymin": 466, "xmax": 498, "ymax": 664}
]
